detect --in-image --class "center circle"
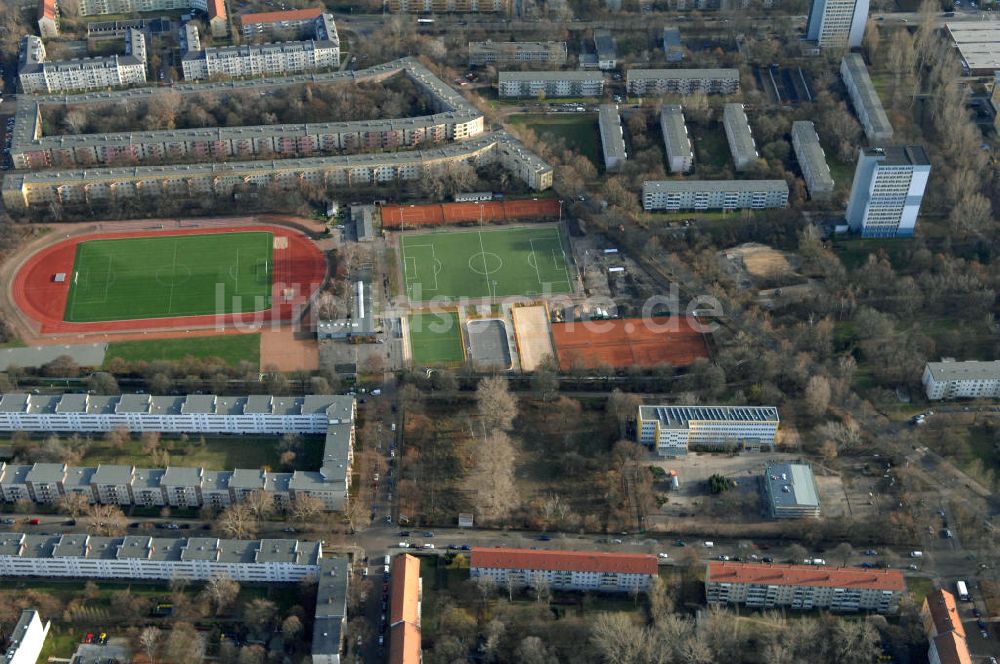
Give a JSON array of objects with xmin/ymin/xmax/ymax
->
[
  {"xmin": 468, "ymin": 252, "xmax": 503, "ymax": 275},
  {"xmin": 155, "ymin": 264, "xmax": 192, "ymax": 287}
]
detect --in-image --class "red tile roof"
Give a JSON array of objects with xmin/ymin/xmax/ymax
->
[
  {"xmin": 238, "ymin": 7, "xmax": 323, "ymax": 26},
  {"xmin": 38, "ymin": 0, "xmax": 56, "ymax": 20},
  {"xmin": 932, "ymin": 632, "xmax": 973, "ymax": 664},
  {"xmin": 207, "ymin": 0, "xmax": 226, "ymax": 20},
  {"xmin": 705, "ymin": 562, "xmax": 906, "ymax": 592},
  {"xmin": 471, "ymin": 548, "xmax": 658, "ymax": 575},
  {"xmin": 389, "ymin": 554, "xmax": 421, "ymax": 627},
  {"xmin": 925, "ymin": 589, "xmax": 965, "ymax": 639},
  {"xmin": 389, "ymin": 622, "xmax": 422, "ymax": 664}
]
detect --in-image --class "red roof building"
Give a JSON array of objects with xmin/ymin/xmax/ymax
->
[
  {"xmin": 389, "ymin": 554, "xmax": 421, "ymax": 664},
  {"xmin": 470, "ymin": 548, "xmax": 657, "ymax": 594},
  {"xmin": 37, "ymin": 0, "xmax": 59, "ymax": 38},
  {"xmin": 238, "ymin": 7, "xmax": 323, "ymax": 35},
  {"xmin": 207, "ymin": 0, "xmax": 228, "ymax": 37},
  {"xmin": 922, "ymin": 589, "xmax": 972, "ymax": 664},
  {"xmin": 705, "ymin": 562, "xmax": 905, "ymax": 614}
]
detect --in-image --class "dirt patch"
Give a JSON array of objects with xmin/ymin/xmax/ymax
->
[
  {"xmin": 725, "ymin": 243, "xmax": 795, "ymax": 279},
  {"xmin": 260, "ymin": 328, "xmax": 319, "ymax": 371},
  {"xmin": 511, "ymin": 304, "xmax": 553, "ymax": 371}
]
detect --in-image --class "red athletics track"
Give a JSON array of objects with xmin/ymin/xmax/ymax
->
[
  {"xmin": 381, "ymin": 198, "xmax": 560, "ymax": 229},
  {"xmin": 12, "ymin": 225, "xmax": 327, "ymax": 335}
]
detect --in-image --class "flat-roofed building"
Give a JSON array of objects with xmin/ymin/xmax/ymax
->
[
  {"xmin": 626, "ymin": 68, "xmax": 739, "ymax": 96},
  {"xmin": 945, "ymin": 23, "xmax": 1000, "ymax": 76},
  {"xmin": 24, "ymin": 463, "xmax": 67, "ymax": 504},
  {"xmin": 637, "ymin": 405, "xmax": 779, "ymax": 456},
  {"xmin": 389, "ymin": 554, "xmax": 422, "ymax": 664},
  {"xmin": 722, "ymin": 103, "xmax": 758, "ymax": 171},
  {"xmin": 791, "ymin": 121, "xmax": 834, "ymax": 199},
  {"xmin": 806, "ymin": 0, "xmax": 870, "ymax": 49},
  {"xmin": 840, "ymin": 54, "xmax": 893, "ymax": 142},
  {"xmin": 762, "ymin": 462, "xmax": 820, "ymax": 519},
  {"xmin": 312, "ymin": 557, "xmax": 348, "ymax": 664},
  {"xmin": 660, "ymin": 105, "xmax": 693, "ymax": 173},
  {"xmin": 468, "ymin": 41, "xmax": 567, "ymax": 66},
  {"xmin": 642, "ymin": 180, "xmax": 789, "ymax": 212},
  {"xmin": 4, "ymin": 609, "xmax": 50, "ymax": 664},
  {"xmin": 238, "ymin": 7, "xmax": 324, "ymax": 36},
  {"xmin": 662, "ymin": 27, "xmax": 683, "ymax": 61},
  {"xmin": 498, "ymin": 70, "xmax": 605, "ymax": 98},
  {"xmin": 706, "ymin": 562, "xmax": 905, "ymax": 614},
  {"xmin": 594, "ymin": 29, "xmax": 617, "ymax": 70},
  {"xmin": 598, "ymin": 104, "xmax": 627, "ymax": 171},
  {"xmin": 923, "ymin": 359, "xmax": 1000, "ymax": 400},
  {"xmin": 18, "ymin": 30, "xmax": 147, "ymax": 94},
  {"xmin": 846, "ymin": 145, "xmax": 930, "ymax": 238},
  {"xmin": 471, "ymin": 548, "xmax": 657, "ymax": 593}
]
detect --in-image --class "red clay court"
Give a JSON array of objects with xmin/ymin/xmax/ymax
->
[
  {"xmin": 380, "ymin": 198, "xmax": 560, "ymax": 229},
  {"xmin": 12, "ymin": 225, "xmax": 327, "ymax": 335},
  {"xmin": 551, "ymin": 316, "xmax": 709, "ymax": 370}
]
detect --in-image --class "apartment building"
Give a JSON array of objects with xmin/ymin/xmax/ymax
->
[
  {"xmin": 806, "ymin": 0, "xmax": 870, "ymax": 48},
  {"xmin": 722, "ymin": 103, "xmax": 758, "ymax": 171},
  {"xmin": 10, "ymin": 58, "xmax": 484, "ymax": 170},
  {"xmin": 498, "ymin": 71, "xmax": 604, "ymax": 98},
  {"xmin": 922, "ymin": 589, "xmax": 972, "ymax": 664},
  {"xmin": 0, "ymin": 394, "xmax": 355, "ymax": 511},
  {"xmin": 471, "ymin": 548, "xmax": 657, "ymax": 593},
  {"xmin": 77, "ymin": 0, "xmax": 227, "ymax": 36},
  {"xmin": 239, "ymin": 7, "xmax": 324, "ymax": 37},
  {"xmin": 791, "ymin": 120, "xmax": 834, "ymax": 199},
  {"xmin": 660, "ymin": 105, "xmax": 693, "ymax": 173},
  {"xmin": 846, "ymin": 145, "xmax": 930, "ymax": 238},
  {"xmin": 922, "ymin": 359, "xmax": 1000, "ymax": 400},
  {"xmin": 642, "ymin": 180, "xmax": 789, "ymax": 212},
  {"xmin": 841, "ymin": 54, "xmax": 893, "ymax": 142},
  {"xmin": 313, "ymin": 557, "xmax": 349, "ymax": 664},
  {"xmin": 37, "ymin": 0, "xmax": 59, "ymax": 37},
  {"xmin": 182, "ymin": 15, "xmax": 340, "ymax": 81},
  {"xmin": 388, "ymin": 0, "xmax": 507, "ymax": 10},
  {"xmin": 594, "ymin": 29, "xmax": 617, "ymax": 70},
  {"xmin": 662, "ymin": 27, "xmax": 683, "ymax": 61},
  {"xmin": 626, "ymin": 68, "xmax": 739, "ymax": 96},
  {"xmin": 4, "ymin": 609, "xmax": 50, "ymax": 664},
  {"xmin": 762, "ymin": 463, "xmax": 821, "ymax": 519},
  {"xmin": 598, "ymin": 104, "xmax": 627, "ymax": 172},
  {"xmin": 468, "ymin": 41, "xmax": 567, "ymax": 66},
  {"xmin": 389, "ymin": 554, "xmax": 422, "ymax": 664},
  {"xmin": 18, "ymin": 30, "xmax": 147, "ymax": 94},
  {"xmin": 637, "ymin": 405, "xmax": 779, "ymax": 456},
  {"xmin": 706, "ymin": 562, "xmax": 905, "ymax": 614}
]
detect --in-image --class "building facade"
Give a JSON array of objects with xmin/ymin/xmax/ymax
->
[
  {"xmin": 660, "ymin": 105, "xmax": 693, "ymax": 173},
  {"xmin": 637, "ymin": 405, "xmax": 780, "ymax": 456},
  {"xmin": 791, "ymin": 121, "xmax": 834, "ymax": 199},
  {"xmin": 841, "ymin": 54, "xmax": 893, "ymax": 142},
  {"xmin": 706, "ymin": 562, "xmax": 905, "ymax": 614},
  {"xmin": 922, "ymin": 359, "xmax": 1000, "ymax": 400},
  {"xmin": 846, "ymin": 145, "xmax": 930, "ymax": 238},
  {"xmin": 762, "ymin": 462, "xmax": 821, "ymax": 519},
  {"xmin": 468, "ymin": 41, "xmax": 567, "ymax": 66},
  {"xmin": 626, "ymin": 68, "xmax": 739, "ymax": 96},
  {"xmin": 471, "ymin": 548, "xmax": 657, "ymax": 593},
  {"xmin": 497, "ymin": 71, "xmax": 604, "ymax": 98},
  {"xmin": 642, "ymin": 180, "xmax": 789, "ymax": 211},
  {"xmin": 37, "ymin": 0, "xmax": 59, "ymax": 37},
  {"xmin": 4, "ymin": 609, "xmax": 50, "ymax": 664},
  {"xmin": 598, "ymin": 104, "xmax": 627, "ymax": 172},
  {"xmin": 18, "ymin": 30, "xmax": 146, "ymax": 94},
  {"xmin": 722, "ymin": 103, "xmax": 758, "ymax": 171},
  {"xmin": 806, "ymin": 0, "xmax": 870, "ymax": 48}
]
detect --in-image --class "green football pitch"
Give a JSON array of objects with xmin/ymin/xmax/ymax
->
[
  {"xmin": 64, "ymin": 232, "xmax": 273, "ymax": 322},
  {"xmin": 408, "ymin": 311, "xmax": 465, "ymax": 365},
  {"xmin": 400, "ymin": 226, "xmax": 572, "ymax": 301}
]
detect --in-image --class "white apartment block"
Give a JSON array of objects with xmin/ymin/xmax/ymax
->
[
  {"xmin": 846, "ymin": 145, "xmax": 930, "ymax": 238},
  {"xmin": 840, "ymin": 54, "xmax": 893, "ymax": 142},
  {"xmin": 791, "ymin": 121, "xmax": 834, "ymax": 199},
  {"xmin": 923, "ymin": 359, "xmax": 1000, "ymax": 400},
  {"xmin": 626, "ymin": 68, "xmax": 739, "ymax": 96},
  {"xmin": 722, "ymin": 103, "xmax": 758, "ymax": 171},
  {"xmin": 497, "ymin": 71, "xmax": 604, "ymax": 98},
  {"xmin": 806, "ymin": 0, "xmax": 870, "ymax": 48},
  {"xmin": 468, "ymin": 41, "xmax": 567, "ymax": 66},
  {"xmin": 471, "ymin": 548, "xmax": 657, "ymax": 593},
  {"xmin": 598, "ymin": 104, "xmax": 627, "ymax": 172},
  {"xmin": 642, "ymin": 180, "xmax": 789, "ymax": 212},
  {"xmin": 637, "ymin": 405, "xmax": 779, "ymax": 456},
  {"xmin": 0, "ymin": 394, "xmax": 355, "ymax": 512},
  {"xmin": 388, "ymin": 0, "xmax": 507, "ymax": 11},
  {"xmin": 4, "ymin": 609, "xmax": 50, "ymax": 664},
  {"xmin": 18, "ymin": 30, "xmax": 146, "ymax": 94},
  {"xmin": 706, "ymin": 562, "xmax": 905, "ymax": 614},
  {"xmin": 660, "ymin": 105, "xmax": 693, "ymax": 173}
]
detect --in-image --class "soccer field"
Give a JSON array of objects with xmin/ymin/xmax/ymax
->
[
  {"xmin": 400, "ymin": 226, "xmax": 572, "ymax": 301},
  {"xmin": 64, "ymin": 232, "xmax": 273, "ymax": 322}
]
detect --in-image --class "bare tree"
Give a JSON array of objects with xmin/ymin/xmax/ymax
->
[
  {"xmin": 86, "ymin": 504, "xmax": 126, "ymax": 536},
  {"xmin": 139, "ymin": 626, "xmax": 161, "ymax": 664},
  {"xmin": 281, "ymin": 615, "xmax": 303, "ymax": 641},
  {"xmin": 469, "ymin": 432, "xmax": 519, "ymax": 522},
  {"xmin": 103, "ymin": 425, "xmax": 131, "ymax": 450},
  {"xmin": 164, "ymin": 622, "xmax": 205, "ymax": 664},
  {"xmin": 58, "ymin": 492, "xmax": 91, "ymax": 519},
  {"xmin": 590, "ymin": 612, "xmax": 646, "ymax": 664},
  {"xmin": 804, "ymin": 375, "xmax": 832, "ymax": 417},
  {"xmin": 607, "ymin": 389, "xmax": 642, "ymax": 438},
  {"xmin": 476, "ymin": 376, "xmax": 518, "ymax": 433},
  {"xmin": 289, "ymin": 494, "xmax": 325, "ymax": 523},
  {"xmin": 515, "ymin": 636, "xmax": 557, "ymax": 664},
  {"xmin": 202, "ymin": 574, "xmax": 240, "ymax": 616},
  {"xmin": 217, "ymin": 503, "xmax": 258, "ymax": 540},
  {"xmin": 242, "ymin": 490, "xmax": 274, "ymax": 521}
]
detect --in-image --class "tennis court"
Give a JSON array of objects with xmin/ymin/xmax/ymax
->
[
  {"xmin": 400, "ymin": 226, "xmax": 572, "ymax": 301},
  {"xmin": 552, "ymin": 316, "xmax": 709, "ymax": 369},
  {"xmin": 64, "ymin": 232, "xmax": 272, "ymax": 322},
  {"xmin": 381, "ymin": 198, "xmax": 560, "ymax": 229}
]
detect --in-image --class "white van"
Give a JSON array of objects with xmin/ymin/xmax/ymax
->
[
  {"xmin": 703, "ymin": 541, "xmax": 714, "ymax": 548},
  {"xmin": 383, "ymin": 554, "xmax": 391, "ymax": 566},
  {"xmin": 910, "ymin": 551, "xmax": 924, "ymax": 558}
]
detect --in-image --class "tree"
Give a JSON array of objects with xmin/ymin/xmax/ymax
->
[
  {"xmin": 469, "ymin": 432, "xmax": 519, "ymax": 522},
  {"xmin": 242, "ymin": 490, "xmax": 274, "ymax": 521},
  {"xmin": 217, "ymin": 503, "xmax": 258, "ymax": 540},
  {"xmin": 607, "ymin": 389, "xmax": 642, "ymax": 438},
  {"xmin": 139, "ymin": 626, "xmax": 161, "ymax": 664},
  {"xmin": 533, "ymin": 361, "xmax": 559, "ymax": 402},
  {"xmin": 832, "ymin": 542, "xmax": 854, "ymax": 566},
  {"xmin": 787, "ymin": 543, "xmax": 809, "ymax": 563},
  {"xmin": 515, "ymin": 636, "xmax": 557, "ymax": 664},
  {"xmin": 237, "ymin": 645, "xmax": 265, "ymax": 664},
  {"xmin": 86, "ymin": 504, "xmax": 126, "ymax": 536},
  {"xmin": 41, "ymin": 355, "xmax": 80, "ymax": 377},
  {"xmin": 281, "ymin": 614, "xmax": 303, "ymax": 641},
  {"xmin": 103, "ymin": 425, "xmax": 131, "ymax": 450},
  {"xmin": 58, "ymin": 492, "xmax": 91, "ymax": 518},
  {"xmin": 590, "ymin": 612, "xmax": 646, "ymax": 664},
  {"xmin": 476, "ymin": 376, "xmax": 518, "ymax": 433},
  {"xmin": 707, "ymin": 474, "xmax": 731, "ymax": 494},
  {"xmin": 202, "ymin": 574, "xmax": 240, "ymax": 615},
  {"xmin": 164, "ymin": 622, "xmax": 204, "ymax": 664},
  {"xmin": 86, "ymin": 372, "xmax": 119, "ymax": 394},
  {"xmin": 804, "ymin": 375, "xmax": 832, "ymax": 417},
  {"xmin": 243, "ymin": 599, "xmax": 277, "ymax": 634},
  {"xmin": 289, "ymin": 494, "xmax": 325, "ymax": 523},
  {"xmin": 949, "ymin": 193, "xmax": 991, "ymax": 235}
]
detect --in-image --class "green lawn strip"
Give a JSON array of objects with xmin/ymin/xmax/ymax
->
[
  {"xmin": 906, "ymin": 576, "xmax": 935, "ymax": 606},
  {"xmin": 508, "ymin": 113, "xmax": 601, "ymax": 169},
  {"xmin": 408, "ymin": 312, "xmax": 465, "ymax": 366},
  {"xmin": 692, "ymin": 125, "xmax": 731, "ymax": 171},
  {"xmin": 65, "ymin": 232, "xmax": 272, "ymax": 323},
  {"xmin": 103, "ymin": 333, "xmax": 261, "ymax": 368}
]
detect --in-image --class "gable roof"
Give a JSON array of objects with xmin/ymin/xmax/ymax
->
[
  {"xmin": 706, "ymin": 561, "xmax": 905, "ymax": 592},
  {"xmin": 238, "ymin": 7, "xmax": 322, "ymax": 26},
  {"xmin": 38, "ymin": 0, "xmax": 56, "ymax": 20},
  {"xmin": 471, "ymin": 548, "xmax": 658, "ymax": 575},
  {"xmin": 926, "ymin": 589, "xmax": 965, "ymax": 638},
  {"xmin": 389, "ymin": 622, "xmax": 421, "ymax": 664},
  {"xmin": 389, "ymin": 554, "xmax": 421, "ymax": 626},
  {"xmin": 208, "ymin": 0, "xmax": 226, "ymax": 20},
  {"xmin": 932, "ymin": 631, "xmax": 973, "ymax": 664}
]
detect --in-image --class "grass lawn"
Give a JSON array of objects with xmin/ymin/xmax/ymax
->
[
  {"xmin": 831, "ymin": 237, "xmax": 914, "ymax": 270},
  {"xmin": 508, "ymin": 113, "xmax": 601, "ymax": 169},
  {"xmin": 65, "ymin": 232, "xmax": 272, "ymax": 322},
  {"xmin": 408, "ymin": 312, "xmax": 465, "ymax": 366},
  {"xmin": 103, "ymin": 333, "xmax": 261, "ymax": 368},
  {"xmin": 692, "ymin": 124, "xmax": 731, "ymax": 171},
  {"xmin": 400, "ymin": 226, "xmax": 572, "ymax": 300},
  {"xmin": 907, "ymin": 576, "xmax": 935, "ymax": 606}
]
